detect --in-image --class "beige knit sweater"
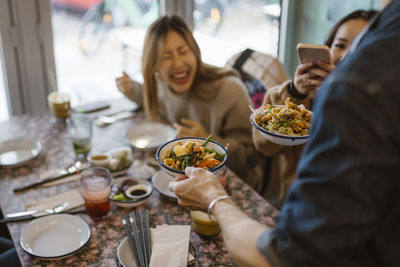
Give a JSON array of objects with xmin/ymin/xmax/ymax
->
[
  {"xmin": 121, "ymin": 75, "xmax": 262, "ymax": 187},
  {"xmin": 252, "ymin": 80, "xmax": 314, "ymax": 207}
]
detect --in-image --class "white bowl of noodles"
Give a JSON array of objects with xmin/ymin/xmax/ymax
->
[
  {"xmin": 156, "ymin": 137, "xmax": 228, "ymax": 178},
  {"xmin": 250, "ymin": 100, "xmax": 312, "ymax": 146}
]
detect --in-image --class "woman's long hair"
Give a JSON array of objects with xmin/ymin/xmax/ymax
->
[{"xmin": 141, "ymin": 15, "xmax": 236, "ymax": 121}]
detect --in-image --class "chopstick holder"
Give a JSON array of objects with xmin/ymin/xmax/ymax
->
[
  {"xmin": 25, "ymin": 189, "xmax": 84, "ymax": 216},
  {"xmin": 149, "ymin": 225, "xmax": 191, "ymax": 267}
]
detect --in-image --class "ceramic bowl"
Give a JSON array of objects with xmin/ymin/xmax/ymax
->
[
  {"xmin": 124, "ymin": 184, "xmax": 152, "ymax": 200},
  {"xmin": 250, "ymin": 105, "xmax": 311, "ymax": 146},
  {"xmin": 87, "ymin": 153, "xmax": 111, "ymax": 167},
  {"xmin": 126, "ymin": 122, "xmax": 176, "ymax": 151},
  {"xmin": 109, "ymin": 177, "xmax": 153, "ymax": 208},
  {"xmin": 156, "ymin": 137, "xmax": 228, "ymax": 178}
]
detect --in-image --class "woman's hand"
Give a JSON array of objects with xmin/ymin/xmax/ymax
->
[
  {"xmin": 293, "ymin": 61, "xmax": 335, "ymax": 96},
  {"xmin": 116, "ymin": 72, "xmax": 134, "ymax": 95},
  {"xmin": 169, "ymin": 167, "xmax": 227, "ymax": 212},
  {"xmin": 173, "ymin": 118, "xmax": 209, "ymax": 138}
]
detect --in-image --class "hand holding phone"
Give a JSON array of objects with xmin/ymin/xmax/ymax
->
[{"xmin": 297, "ymin": 43, "xmax": 331, "ymax": 64}]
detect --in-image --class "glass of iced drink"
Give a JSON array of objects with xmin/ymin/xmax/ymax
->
[
  {"xmin": 67, "ymin": 113, "xmax": 92, "ymax": 156},
  {"xmin": 80, "ymin": 167, "xmax": 112, "ymax": 221}
]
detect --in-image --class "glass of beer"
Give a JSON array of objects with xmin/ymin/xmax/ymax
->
[
  {"xmin": 80, "ymin": 167, "xmax": 112, "ymax": 221},
  {"xmin": 47, "ymin": 92, "xmax": 71, "ymax": 121}
]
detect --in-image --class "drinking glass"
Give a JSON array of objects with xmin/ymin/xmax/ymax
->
[
  {"xmin": 80, "ymin": 167, "xmax": 112, "ymax": 221},
  {"xmin": 48, "ymin": 92, "xmax": 71, "ymax": 122},
  {"xmin": 190, "ymin": 166, "xmax": 227, "ymax": 237},
  {"xmin": 130, "ymin": 150, "xmax": 156, "ymax": 179},
  {"xmin": 67, "ymin": 113, "xmax": 92, "ymax": 157}
]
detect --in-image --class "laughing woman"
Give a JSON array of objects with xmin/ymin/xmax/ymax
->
[{"xmin": 116, "ymin": 15, "xmax": 262, "ymax": 186}]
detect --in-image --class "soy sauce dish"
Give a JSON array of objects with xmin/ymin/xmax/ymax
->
[{"xmin": 109, "ymin": 177, "xmax": 153, "ymax": 208}]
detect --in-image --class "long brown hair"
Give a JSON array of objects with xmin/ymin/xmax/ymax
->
[{"xmin": 141, "ymin": 15, "xmax": 237, "ymax": 121}]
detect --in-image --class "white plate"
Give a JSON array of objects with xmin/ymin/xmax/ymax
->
[
  {"xmin": 19, "ymin": 214, "xmax": 91, "ymax": 260},
  {"xmin": 250, "ymin": 105, "xmax": 311, "ymax": 146},
  {"xmin": 0, "ymin": 137, "xmax": 42, "ymax": 167},
  {"xmin": 117, "ymin": 237, "xmax": 136, "ymax": 267},
  {"xmin": 151, "ymin": 171, "xmax": 177, "ymax": 199},
  {"xmin": 110, "ymin": 177, "xmax": 153, "ymax": 208},
  {"xmin": 126, "ymin": 122, "xmax": 176, "ymax": 151}
]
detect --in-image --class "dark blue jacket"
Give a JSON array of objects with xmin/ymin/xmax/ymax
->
[{"xmin": 266, "ymin": 1, "xmax": 400, "ymax": 266}]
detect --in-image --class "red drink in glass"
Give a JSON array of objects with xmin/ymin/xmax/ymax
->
[
  {"xmin": 81, "ymin": 167, "xmax": 111, "ymax": 221},
  {"xmin": 85, "ymin": 198, "xmax": 110, "ymax": 220}
]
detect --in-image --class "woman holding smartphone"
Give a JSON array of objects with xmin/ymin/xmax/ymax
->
[{"xmin": 253, "ymin": 9, "xmax": 378, "ymax": 208}]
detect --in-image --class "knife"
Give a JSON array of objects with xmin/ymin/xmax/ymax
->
[
  {"xmin": 13, "ymin": 161, "xmax": 83, "ymax": 192},
  {"xmin": 0, "ymin": 207, "xmax": 86, "ymax": 224},
  {"xmin": 6, "ymin": 210, "xmax": 37, "ymax": 218},
  {"xmin": 5, "ymin": 202, "xmax": 69, "ymax": 219}
]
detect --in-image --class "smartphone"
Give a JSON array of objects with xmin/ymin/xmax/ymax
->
[{"xmin": 297, "ymin": 43, "xmax": 331, "ymax": 64}]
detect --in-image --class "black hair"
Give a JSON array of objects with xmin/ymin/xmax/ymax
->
[{"xmin": 324, "ymin": 9, "xmax": 379, "ymax": 47}]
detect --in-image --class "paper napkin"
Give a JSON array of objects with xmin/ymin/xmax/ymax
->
[
  {"xmin": 149, "ymin": 225, "xmax": 191, "ymax": 267},
  {"xmin": 25, "ymin": 189, "xmax": 84, "ymax": 216}
]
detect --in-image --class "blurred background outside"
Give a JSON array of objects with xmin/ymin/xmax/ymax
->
[
  {"xmin": 0, "ymin": 0, "xmax": 380, "ymax": 122},
  {"xmin": 49, "ymin": 0, "xmax": 281, "ymax": 107}
]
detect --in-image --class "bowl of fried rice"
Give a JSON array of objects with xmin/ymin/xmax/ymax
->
[{"xmin": 250, "ymin": 98, "xmax": 312, "ymax": 146}]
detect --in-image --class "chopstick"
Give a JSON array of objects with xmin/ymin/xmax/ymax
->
[
  {"xmin": 129, "ymin": 212, "xmax": 146, "ymax": 267},
  {"xmin": 248, "ymin": 104, "xmax": 256, "ymax": 115},
  {"xmin": 13, "ymin": 172, "xmax": 73, "ymax": 192},
  {"xmin": 121, "ymin": 210, "xmax": 151, "ymax": 267},
  {"xmin": 138, "ymin": 209, "xmax": 151, "ymax": 266},
  {"xmin": 143, "ymin": 209, "xmax": 151, "ymax": 264},
  {"xmin": 135, "ymin": 211, "xmax": 148, "ymax": 266},
  {"xmin": 122, "ymin": 215, "xmax": 141, "ymax": 267}
]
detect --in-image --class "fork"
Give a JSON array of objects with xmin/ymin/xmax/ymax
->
[
  {"xmin": 13, "ymin": 160, "xmax": 84, "ymax": 192},
  {"xmin": 43, "ymin": 202, "xmax": 70, "ymax": 216}
]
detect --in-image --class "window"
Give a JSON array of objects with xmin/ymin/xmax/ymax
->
[
  {"xmin": 194, "ymin": 0, "xmax": 281, "ymax": 67},
  {"xmin": 50, "ymin": 0, "xmax": 159, "ymax": 106},
  {"xmin": 0, "ymin": 53, "xmax": 9, "ymax": 122}
]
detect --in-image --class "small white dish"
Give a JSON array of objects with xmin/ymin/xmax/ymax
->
[
  {"xmin": 124, "ymin": 184, "xmax": 152, "ymax": 200},
  {"xmin": 250, "ymin": 105, "xmax": 311, "ymax": 146},
  {"xmin": 110, "ymin": 177, "xmax": 153, "ymax": 208},
  {"xmin": 126, "ymin": 122, "xmax": 176, "ymax": 151},
  {"xmin": 156, "ymin": 137, "xmax": 228, "ymax": 178},
  {"xmin": 117, "ymin": 237, "xmax": 136, "ymax": 267},
  {"xmin": 87, "ymin": 153, "xmax": 111, "ymax": 167},
  {"xmin": 19, "ymin": 214, "xmax": 91, "ymax": 260},
  {"xmin": 0, "ymin": 137, "xmax": 42, "ymax": 167},
  {"xmin": 151, "ymin": 171, "xmax": 177, "ymax": 199}
]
